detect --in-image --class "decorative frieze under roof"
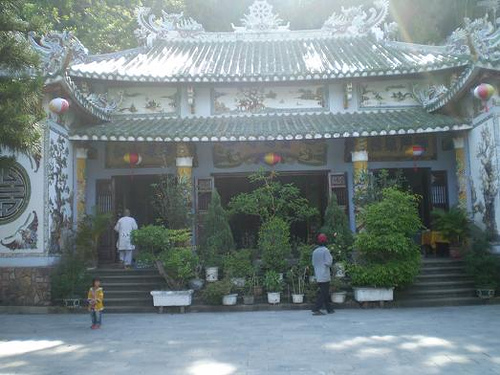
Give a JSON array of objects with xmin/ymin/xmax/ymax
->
[{"xmin": 69, "ymin": 108, "xmax": 469, "ymax": 143}]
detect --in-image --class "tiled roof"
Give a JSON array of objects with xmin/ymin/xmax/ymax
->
[
  {"xmin": 68, "ymin": 36, "xmax": 468, "ymax": 83},
  {"xmin": 69, "ymin": 108, "xmax": 470, "ymax": 142}
]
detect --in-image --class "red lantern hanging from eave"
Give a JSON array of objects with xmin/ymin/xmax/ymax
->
[
  {"xmin": 263, "ymin": 152, "xmax": 282, "ymax": 166},
  {"xmin": 474, "ymin": 83, "xmax": 496, "ymax": 112},
  {"xmin": 123, "ymin": 152, "xmax": 142, "ymax": 166},
  {"xmin": 405, "ymin": 145, "xmax": 425, "ymax": 171}
]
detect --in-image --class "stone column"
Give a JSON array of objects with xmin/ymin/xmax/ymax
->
[
  {"xmin": 75, "ymin": 147, "xmax": 88, "ymax": 223},
  {"xmin": 176, "ymin": 143, "xmax": 194, "ymax": 207},
  {"xmin": 453, "ymin": 136, "xmax": 467, "ymax": 209},
  {"xmin": 352, "ymin": 138, "xmax": 369, "ymax": 230}
]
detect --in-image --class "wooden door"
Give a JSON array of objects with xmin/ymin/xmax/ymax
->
[{"xmin": 96, "ymin": 179, "xmax": 116, "ymax": 263}]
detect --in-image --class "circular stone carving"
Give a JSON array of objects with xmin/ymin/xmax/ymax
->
[{"xmin": 0, "ymin": 162, "xmax": 31, "ymax": 224}]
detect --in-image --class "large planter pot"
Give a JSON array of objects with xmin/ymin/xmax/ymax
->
[
  {"xmin": 188, "ymin": 278, "xmax": 204, "ymax": 291},
  {"xmin": 150, "ymin": 290, "xmax": 193, "ymax": 313},
  {"xmin": 253, "ymin": 286, "xmax": 263, "ymax": 297},
  {"xmin": 476, "ymin": 287, "xmax": 496, "ymax": 299},
  {"xmin": 243, "ymin": 295, "xmax": 255, "ymax": 305},
  {"xmin": 353, "ymin": 287, "xmax": 394, "ymax": 302},
  {"xmin": 334, "ymin": 263, "xmax": 346, "ymax": 278},
  {"xmin": 267, "ymin": 292, "xmax": 281, "ymax": 304},
  {"xmin": 331, "ymin": 291, "xmax": 347, "ymax": 304},
  {"xmin": 222, "ymin": 294, "xmax": 238, "ymax": 306},
  {"xmin": 292, "ymin": 293, "xmax": 304, "ymax": 304},
  {"xmin": 205, "ymin": 267, "xmax": 219, "ymax": 282},
  {"xmin": 231, "ymin": 277, "xmax": 245, "ymax": 288}
]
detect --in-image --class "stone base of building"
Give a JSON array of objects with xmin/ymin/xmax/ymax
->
[{"xmin": 0, "ymin": 267, "xmax": 52, "ymax": 306}]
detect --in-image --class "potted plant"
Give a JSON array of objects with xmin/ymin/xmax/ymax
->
[
  {"xmin": 199, "ymin": 190, "xmax": 235, "ymax": 282},
  {"xmin": 465, "ymin": 226, "xmax": 500, "ymax": 299},
  {"xmin": 431, "ymin": 206, "xmax": 470, "ymax": 258},
  {"xmin": 330, "ymin": 277, "xmax": 347, "ymax": 304},
  {"xmin": 349, "ymin": 188, "xmax": 422, "ymax": 303},
  {"xmin": 223, "ymin": 249, "xmax": 254, "ymax": 287},
  {"xmin": 201, "ymin": 279, "xmax": 235, "ymax": 305},
  {"xmin": 263, "ymin": 270, "xmax": 283, "ymax": 304},
  {"xmin": 259, "ymin": 217, "xmax": 292, "ymax": 273},
  {"xmin": 288, "ymin": 266, "xmax": 306, "ymax": 304},
  {"xmin": 242, "ymin": 275, "xmax": 256, "ymax": 305}
]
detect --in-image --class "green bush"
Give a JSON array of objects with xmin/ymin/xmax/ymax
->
[
  {"xmin": 135, "ymin": 251, "xmax": 156, "ymax": 269},
  {"xmin": 201, "ymin": 279, "xmax": 233, "ymax": 305},
  {"xmin": 131, "ymin": 225, "xmax": 170, "ymax": 255},
  {"xmin": 199, "ymin": 190, "xmax": 235, "ymax": 267},
  {"xmin": 350, "ymin": 188, "xmax": 422, "ymax": 288},
  {"xmin": 51, "ymin": 251, "xmax": 91, "ymax": 302},
  {"xmin": 297, "ymin": 243, "xmax": 314, "ymax": 270},
  {"xmin": 320, "ymin": 194, "xmax": 353, "ymax": 261},
  {"xmin": 151, "ymin": 175, "xmax": 191, "ymax": 229},
  {"xmin": 431, "ymin": 206, "xmax": 470, "ymax": 246},
  {"xmin": 465, "ymin": 226, "xmax": 500, "ymax": 288},
  {"xmin": 259, "ymin": 217, "xmax": 291, "ymax": 272},
  {"xmin": 167, "ymin": 228, "xmax": 191, "ymax": 247},
  {"xmin": 223, "ymin": 249, "xmax": 254, "ymax": 278},
  {"xmin": 263, "ymin": 270, "xmax": 283, "ymax": 292},
  {"xmin": 158, "ymin": 247, "xmax": 198, "ymax": 290}
]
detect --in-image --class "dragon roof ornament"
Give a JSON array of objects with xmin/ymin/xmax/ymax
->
[
  {"xmin": 28, "ymin": 31, "xmax": 88, "ymax": 77},
  {"xmin": 447, "ymin": 15, "xmax": 500, "ymax": 63},
  {"xmin": 232, "ymin": 0, "xmax": 290, "ymax": 33},
  {"xmin": 322, "ymin": 0, "xmax": 390, "ymax": 38},
  {"xmin": 135, "ymin": 7, "xmax": 205, "ymax": 46}
]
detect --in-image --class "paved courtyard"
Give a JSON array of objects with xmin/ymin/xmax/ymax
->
[{"xmin": 0, "ymin": 305, "xmax": 499, "ymax": 375}]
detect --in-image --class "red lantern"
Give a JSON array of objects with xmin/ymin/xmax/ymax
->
[
  {"xmin": 49, "ymin": 98, "xmax": 69, "ymax": 114},
  {"xmin": 405, "ymin": 145, "xmax": 425, "ymax": 171},
  {"xmin": 263, "ymin": 152, "xmax": 282, "ymax": 166},
  {"xmin": 474, "ymin": 83, "xmax": 496, "ymax": 112},
  {"xmin": 123, "ymin": 153, "xmax": 142, "ymax": 166}
]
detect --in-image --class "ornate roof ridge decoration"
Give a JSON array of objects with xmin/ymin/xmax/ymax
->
[
  {"xmin": 28, "ymin": 31, "xmax": 88, "ymax": 77},
  {"xmin": 62, "ymin": 74, "xmax": 111, "ymax": 121},
  {"xmin": 135, "ymin": 7, "xmax": 205, "ymax": 47},
  {"xmin": 232, "ymin": 0, "xmax": 290, "ymax": 33},
  {"xmin": 321, "ymin": 0, "xmax": 392, "ymax": 39},
  {"xmin": 447, "ymin": 15, "xmax": 500, "ymax": 63}
]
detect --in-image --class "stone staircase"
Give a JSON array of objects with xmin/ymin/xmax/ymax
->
[
  {"xmin": 396, "ymin": 258, "xmax": 480, "ymax": 307},
  {"xmin": 91, "ymin": 267, "xmax": 164, "ymax": 313}
]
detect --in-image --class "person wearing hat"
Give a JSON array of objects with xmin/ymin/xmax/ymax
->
[{"xmin": 311, "ymin": 233, "xmax": 334, "ymax": 315}]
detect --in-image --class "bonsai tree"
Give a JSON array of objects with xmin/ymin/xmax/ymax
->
[
  {"xmin": 131, "ymin": 225, "xmax": 170, "ymax": 255},
  {"xmin": 263, "ymin": 270, "xmax": 283, "ymax": 293},
  {"xmin": 158, "ymin": 246, "xmax": 199, "ymax": 291},
  {"xmin": 431, "ymin": 206, "xmax": 470, "ymax": 247},
  {"xmin": 258, "ymin": 216, "xmax": 291, "ymax": 273},
  {"xmin": 223, "ymin": 249, "xmax": 254, "ymax": 279},
  {"xmin": 320, "ymin": 193, "xmax": 353, "ymax": 261},
  {"xmin": 349, "ymin": 188, "xmax": 423, "ymax": 288},
  {"xmin": 198, "ymin": 189, "xmax": 235, "ymax": 268},
  {"xmin": 201, "ymin": 279, "xmax": 233, "ymax": 305}
]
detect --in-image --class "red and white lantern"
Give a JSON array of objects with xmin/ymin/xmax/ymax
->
[
  {"xmin": 49, "ymin": 98, "xmax": 70, "ymax": 114},
  {"xmin": 123, "ymin": 152, "xmax": 142, "ymax": 166},
  {"xmin": 474, "ymin": 83, "xmax": 496, "ymax": 112}
]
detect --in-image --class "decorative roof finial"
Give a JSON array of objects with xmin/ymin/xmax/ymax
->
[
  {"xmin": 135, "ymin": 7, "xmax": 205, "ymax": 47},
  {"xmin": 322, "ymin": 0, "xmax": 390, "ymax": 38},
  {"xmin": 232, "ymin": 0, "xmax": 290, "ymax": 33}
]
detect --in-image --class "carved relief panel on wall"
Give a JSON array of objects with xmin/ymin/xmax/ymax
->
[
  {"xmin": 358, "ymin": 80, "xmax": 419, "ymax": 108},
  {"xmin": 212, "ymin": 85, "xmax": 328, "ymax": 115},
  {"xmin": 104, "ymin": 86, "xmax": 179, "ymax": 116}
]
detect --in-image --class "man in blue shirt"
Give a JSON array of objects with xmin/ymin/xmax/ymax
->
[{"xmin": 312, "ymin": 233, "xmax": 334, "ymax": 315}]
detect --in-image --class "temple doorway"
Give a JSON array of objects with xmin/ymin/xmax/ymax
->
[{"xmin": 214, "ymin": 171, "xmax": 329, "ymax": 248}]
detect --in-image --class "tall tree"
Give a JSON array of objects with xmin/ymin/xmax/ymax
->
[{"xmin": 0, "ymin": 0, "xmax": 44, "ymax": 162}]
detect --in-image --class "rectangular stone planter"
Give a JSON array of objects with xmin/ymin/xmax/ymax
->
[
  {"xmin": 150, "ymin": 290, "xmax": 193, "ymax": 313},
  {"xmin": 353, "ymin": 287, "xmax": 394, "ymax": 302}
]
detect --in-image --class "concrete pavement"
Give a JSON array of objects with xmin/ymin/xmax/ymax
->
[{"xmin": 1, "ymin": 305, "xmax": 499, "ymax": 374}]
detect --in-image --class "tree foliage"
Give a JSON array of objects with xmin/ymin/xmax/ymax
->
[
  {"xmin": 320, "ymin": 194, "xmax": 353, "ymax": 261},
  {"xmin": 0, "ymin": 0, "xmax": 44, "ymax": 161},
  {"xmin": 259, "ymin": 216, "xmax": 291, "ymax": 273}
]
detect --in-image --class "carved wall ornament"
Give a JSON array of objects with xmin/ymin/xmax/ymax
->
[
  {"xmin": 447, "ymin": 15, "xmax": 500, "ymax": 62},
  {"xmin": 232, "ymin": 0, "xmax": 290, "ymax": 33},
  {"xmin": 135, "ymin": 7, "xmax": 205, "ymax": 46},
  {"xmin": 0, "ymin": 163, "xmax": 31, "ymax": 225},
  {"xmin": 1, "ymin": 211, "xmax": 38, "ymax": 250},
  {"xmin": 413, "ymin": 84, "xmax": 449, "ymax": 106},
  {"xmin": 322, "ymin": 0, "xmax": 390, "ymax": 38},
  {"xmin": 28, "ymin": 31, "xmax": 88, "ymax": 77}
]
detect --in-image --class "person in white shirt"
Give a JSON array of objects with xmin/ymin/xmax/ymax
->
[
  {"xmin": 311, "ymin": 233, "xmax": 334, "ymax": 316},
  {"xmin": 114, "ymin": 209, "xmax": 138, "ymax": 268}
]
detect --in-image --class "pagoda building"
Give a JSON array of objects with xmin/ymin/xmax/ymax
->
[{"xmin": 1, "ymin": 0, "xmax": 499, "ymax": 304}]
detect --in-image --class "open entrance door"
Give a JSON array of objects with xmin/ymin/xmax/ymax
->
[{"xmin": 214, "ymin": 171, "xmax": 329, "ymax": 248}]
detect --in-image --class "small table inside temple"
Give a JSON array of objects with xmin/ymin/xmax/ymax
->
[{"xmin": 421, "ymin": 230, "xmax": 450, "ymax": 257}]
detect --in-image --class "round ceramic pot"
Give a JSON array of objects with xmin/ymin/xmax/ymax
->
[
  {"xmin": 292, "ymin": 294, "xmax": 304, "ymax": 304},
  {"xmin": 231, "ymin": 277, "xmax": 246, "ymax": 288},
  {"xmin": 331, "ymin": 291, "xmax": 347, "ymax": 304},
  {"xmin": 205, "ymin": 267, "xmax": 219, "ymax": 282},
  {"xmin": 188, "ymin": 278, "xmax": 204, "ymax": 291},
  {"xmin": 267, "ymin": 292, "xmax": 281, "ymax": 304},
  {"xmin": 222, "ymin": 293, "xmax": 238, "ymax": 306},
  {"xmin": 243, "ymin": 295, "xmax": 255, "ymax": 305}
]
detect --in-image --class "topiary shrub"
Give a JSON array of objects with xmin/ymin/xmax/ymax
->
[
  {"xmin": 199, "ymin": 189, "xmax": 235, "ymax": 268},
  {"xmin": 349, "ymin": 188, "xmax": 422, "ymax": 288},
  {"xmin": 259, "ymin": 216, "xmax": 291, "ymax": 273},
  {"xmin": 223, "ymin": 249, "xmax": 254, "ymax": 278}
]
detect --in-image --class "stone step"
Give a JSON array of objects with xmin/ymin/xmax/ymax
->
[
  {"xmin": 97, "ymin": 275, "xmax": 165, "ymax": 284},
  {"xmin": 396, "ymin": 297, "xmax": 487, "ymax": 308},
  {"xmin": 105, "ymin": 297, "xmax": 153, "ymax": 307},
  {"xmin": 416, "ymin": 273, "xmax": 472, "ymax": 282},
  {"xmin": 420, "ymin": 266, "xmax": 467, "ymax": 275},
  {"xmin": 399, "ymin": 287, "xmax": 475, "ymax": 299},
  {"xmin": 93, "ymin": 269, "xmax": 160, "ymax": 277},
  {"xmin": 421, "ymin": 259, "xmax": 465, "ymax": 266},
  {"xmin": 103, "ymin": 290, "xmax": 153, "ymax": 299},
  {"xmin": 409, "ymin": 280, "xmax": 475, "ymax": 290},
  {"xmin": 102, "ymin": 282, "xmax": 164, "ymax": 292}
]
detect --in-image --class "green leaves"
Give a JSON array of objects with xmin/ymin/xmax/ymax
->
[
  {"xmin": 131, "ymin": 225, "xmax": 170, "ymax": 255},
  {"xmin": 259, "ymin": 216, "xmax": 291, "ymax": 273}
]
